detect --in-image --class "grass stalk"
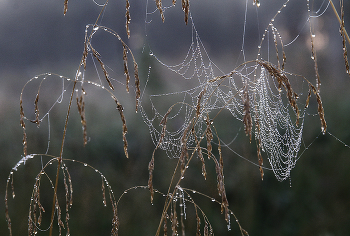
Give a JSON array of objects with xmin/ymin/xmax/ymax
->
[
  {"xmin": 49, "ymin": 80, "xmax": 77, "ymax": 236},
  {"xmin": 329, "ymin": 0, "xmax": 350, "ymax": 44}
]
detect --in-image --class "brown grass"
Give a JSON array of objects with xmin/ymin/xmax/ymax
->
[{"xmin": 6, "ymin": 1, "xmax": 349, "ymax": 235}]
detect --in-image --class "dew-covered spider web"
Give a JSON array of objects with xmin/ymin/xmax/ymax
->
[{"xmin": 139, "ymin": 0, "xmax": 329, "ymax": 182}]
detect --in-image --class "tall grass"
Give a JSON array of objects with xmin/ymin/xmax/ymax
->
[{"xmin": 4, "ymin": 0, "xmax": 350, "ymax": 235}]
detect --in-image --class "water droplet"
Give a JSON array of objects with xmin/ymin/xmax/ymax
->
[
  {"xmin": 84, "ymin": 163, "xmax": 87, "ymax": 167},
  {"xmin": 93, "ymin": 26, "xmax": 99, "ymax": 31},
  {"xmin": 211, "ymin": 198, "xmax": 215, "ymax": 202},
  {"xmin": 312, "ymin": 34, "xmax": 316, "ymax": 38}
]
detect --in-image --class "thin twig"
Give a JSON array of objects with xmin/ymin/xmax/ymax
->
[{"xmin": 329, "ymin": 0, "xmax": 350, "ymax": 44}]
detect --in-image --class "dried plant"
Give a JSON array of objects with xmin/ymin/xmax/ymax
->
[{"xmin": 4, "ymin": 0, "xmax": 350, "ymax": 236}]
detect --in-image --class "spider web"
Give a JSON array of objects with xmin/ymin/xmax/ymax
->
[{"xmin": 139, "ymin": 0, "xmax": 324, "ymax": 182}]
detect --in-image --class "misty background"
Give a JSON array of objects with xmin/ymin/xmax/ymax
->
[{"xmin": 1, "ymin": 0, "xmax": 350, "ymax": 235}]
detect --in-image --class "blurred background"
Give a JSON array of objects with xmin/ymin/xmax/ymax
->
[{"xmin": 1, "ymin": 0, "xmax": 350, "ymax": 235}]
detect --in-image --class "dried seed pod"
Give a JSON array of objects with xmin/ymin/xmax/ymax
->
[
  {"xmin": 62, "ymin": 166, "xmax": 72, "ymax": 234},
  {"xmin": 30, "ymin": 93, "xmax": 40, "ymax": 126},
  {"xmin": 64, "ymin": 0, "xmax": 68, "ymax": 15},
  {"xmin": 20, "ymin": 98, "xmax": 27, "ymax": 156},
  {"xmin": 257, "ymin": 145, "xmax": 264, "ymax": 180},
  {"xmin": 111, "ymin": 95, "xmax": 128, "ymax": 157},
  {"xmin": 305, "ymin": 86, "xmax": 312, "ymax": 108},
  {"xmin": 148, "ymin": 156, "xmax": 155, "ymax": 203},
  {"xmin": 340, "ymin": 0, "xmax": 350, "ymax": 76},
  {"xmin": 192, "ymin": 128, "xmax": 206, "ymax": 180},
  {"xmin": 256, "ymin": 119, "xmax": 264, "ymax": 180},
  {"xmin": 101, "ymin": 177, "xmax": 107, "ymax": 206},
  {"xmin": 122, "ymin": 44, "xmax": 130, "ymax": 93},
  {"xmin": 125, "ymin": 0, "xmax": 131, "ymax": 38},
  {"xmin": 215, "ymin": 143, "xmax": 229, "ymax": 222},
  {"xmin": 182, "ymin": 0, "xmax": 190, "ymax": 25},
  {"xmin": 253, "ymin": 0, "xmax": 260, "ymax": 7},
  {"xmin": 82, "ymin": 42, "xmax": 88, "ymax": 70},
  {"xmin": 117, "ymin": 102, "xmax": 128, "ymax": 158},
  {"xmin": 92, "ymin": 48, "xmax": 114, "ymax": 90},
  {"xmin": 315, "ymin": 92, "xmax": 327, "ymax": 134},
  {"xmin": 205, "ymin": 116, "xmax": 213, "ymax": 159},
  {"xmin": 242, "ymin": 84, "xmax": 252, "ymax": 142},
  {"xmin": 196, "ymin": 213, "xmax": 201, "ymax": 236},
  {"xmin": 76, "ymin": 90, "xmax": 87, "ymax": 146},
  {"xmin": 156, "ymin": 0, "xmax": 165, "ymax": 22},
  {"xmin": 309, "ymin": 84, "xmax": 327, "ymax": 134},
  {"xmin": 204, "ymin": 221, "xmax": 208, "ymax": 236},
  {"xmin": 134, "ymin": 61, "xmax": 141, "ymax": 112},
  {"xmin": 180, "ymin": 120, "xmax": 192, "ymax": 173},
  {"xmin": 258, "ymin": 60, "xmax": 300, "ymax": 125}
]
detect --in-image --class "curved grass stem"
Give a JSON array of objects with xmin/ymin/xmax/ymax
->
[
  {"xmin": 49, "ymin": 80, "xmax": 77, "ymax": 236},
  {"xmin": 329, "ymin": 0, "xmax": 350, "ymax": 44}
]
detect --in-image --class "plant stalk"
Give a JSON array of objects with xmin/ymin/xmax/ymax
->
[
  {"xmin": 329, "ymin": 0, "xmax": 350, "ymax": 44},
  {"xmin": 49, "ymin": 81, "xmax": 77, "ymax": 236}
]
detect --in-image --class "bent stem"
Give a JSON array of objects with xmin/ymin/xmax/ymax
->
[
  {"xmin": 329, "ymin": 0, "xmax": 350, "ymax": 44},
  {"xmin": 48, "ymin": 2, "xmax": 110, "ymax": 234},
  {"xmin": 49, "ymin": 81, "xmax": 77, "ymax": 236}
]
